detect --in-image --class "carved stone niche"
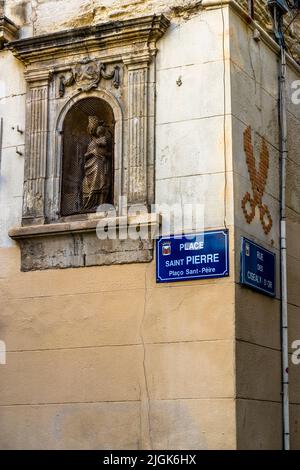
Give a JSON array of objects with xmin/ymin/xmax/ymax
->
[{"xmin": 8, "ymin": 15, "xmax": 169, "ymax": 271}]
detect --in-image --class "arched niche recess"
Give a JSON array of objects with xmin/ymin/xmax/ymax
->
[{"xmin": 60, "ymin": 97, "xmax": 115, "ymax": 216}]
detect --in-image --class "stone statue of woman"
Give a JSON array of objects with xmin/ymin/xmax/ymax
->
[{"xmin": 82, "ymin": 116, "xmax": 112, "ymax": 211}]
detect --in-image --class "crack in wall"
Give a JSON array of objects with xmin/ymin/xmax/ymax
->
[{"xmin": 138, "ymin": 269, "xmax": 153, "ymax": 449}]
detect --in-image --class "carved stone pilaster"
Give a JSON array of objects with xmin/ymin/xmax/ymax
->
[
  {"xmin": 126, "ymin": 60, "xmax": 149, "ymax": 205},
  {"xmin": 22, "ymin": 70, "xmax": 52, "ymax": 225}
]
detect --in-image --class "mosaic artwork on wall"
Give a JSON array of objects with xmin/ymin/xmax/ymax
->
[{"xmin": 241, "ymin": 126, "xmax": 273, "ymax": 235}]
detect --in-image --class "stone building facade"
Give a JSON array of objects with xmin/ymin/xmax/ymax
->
[{"xmin": 0, "ymin": 0, "xmax": 300, "ymax": 449}]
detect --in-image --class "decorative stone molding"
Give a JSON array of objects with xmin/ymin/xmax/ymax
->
[
  {"xmin": 8, "ymin": 15, "xmax": 170, "ymax": 65},
  {"xmin": 7, "ymin": 14, "xmax": 169, "ymax": 270},
  {"xmin": 0, "ymin": 15, "xmax": 18, "ymax": 49}
]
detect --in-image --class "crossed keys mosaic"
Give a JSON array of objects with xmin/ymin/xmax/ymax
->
[{"xmin": 241, "ymin": 126, "xmax": 273, "ymax": 235}]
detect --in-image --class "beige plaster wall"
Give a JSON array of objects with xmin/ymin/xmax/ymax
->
[
  {"xmin": 0, "ymin": 4, "xmax": 237, "ymax": 450},
  {"xmin": 0, "ymin": 247, "xmax": 236, "ymax": 449}
]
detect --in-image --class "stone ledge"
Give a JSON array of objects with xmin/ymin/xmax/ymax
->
[
  {"xmin": 0, "ymin": 16, "xmax": 18, "ymax": 49},
  {"xmin": 9, "ymin": 213, "xmax": 161, "ymax": 239},
  {"xmin": 9, "ymin": 213, "xmax": 160, "ymax": 271}
]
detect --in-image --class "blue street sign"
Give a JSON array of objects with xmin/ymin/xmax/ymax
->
[
  {"xmin": 156, "ymin": 230, "xmax": 229, "ymax": 283},
  {"xmin": 240, "ymin": 237, "xmax": 276, "ymax": 297}
]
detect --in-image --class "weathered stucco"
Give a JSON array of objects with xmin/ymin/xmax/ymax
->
[
  {"xmin": 3, "ymin": 0, "xmax": 300, "ymax": 63},
  {"xmin": 4, "ymin": 0, "xmax": 204, "ymax": 36}
]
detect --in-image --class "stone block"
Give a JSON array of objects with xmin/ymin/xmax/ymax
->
[
  {"xmin": 236, "ymin": 399, "xmax": 282, "ymax": 450},
  {"xmin": 144, "ymin": 283, "xmax": 235, "ymax": 344},
  {"xmin": 156, "ymin": 60, "xmax": 231, "ymax": 125},
  {"xmin": 147, "ymin": 341, "xmax": 235, "ymax": 400},
  {"xmin": 150, "ymin": 398, "xmax": 236, "ymax": 450},
  {"xmin": 0, "ymin": 401, "xmax": 141, "ymax": 449},
  {"xmin": 236, "ymin": 341, "xmax": 281, "ymax": 402},
  {"xmin": 0, "ymin": 346, "xmax": 143, "ymax": 405}
]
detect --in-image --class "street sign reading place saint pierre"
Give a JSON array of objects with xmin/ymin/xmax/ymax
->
[
  {"xmin": 156, "ymin": 230, "xmax": 229, "ymax": 283},
  {"xmin": 240, "ymin": 237, "xmax": 276, "ymax": 297}
]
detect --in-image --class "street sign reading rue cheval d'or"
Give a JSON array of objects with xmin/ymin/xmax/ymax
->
[
  {"xmin": 240, "ymin": 237, "xmax": 276, "ymax": 297},
  {"xmin": 156, "ymin": 230, "xmax": 229, "ymax": 283}
]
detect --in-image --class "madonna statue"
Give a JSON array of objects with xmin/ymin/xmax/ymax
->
[{"xmin": 82, "ymin": 116, "xmax": 112, "ymax": 211}]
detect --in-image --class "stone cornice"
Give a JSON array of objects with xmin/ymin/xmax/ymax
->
[
  {"xmin": 0, "ymin": 16, "xmax": 18, "ymax": 49},
  {"xmin": 7, "ymin": 14, "xmax": 170, "ymax": 66}
]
